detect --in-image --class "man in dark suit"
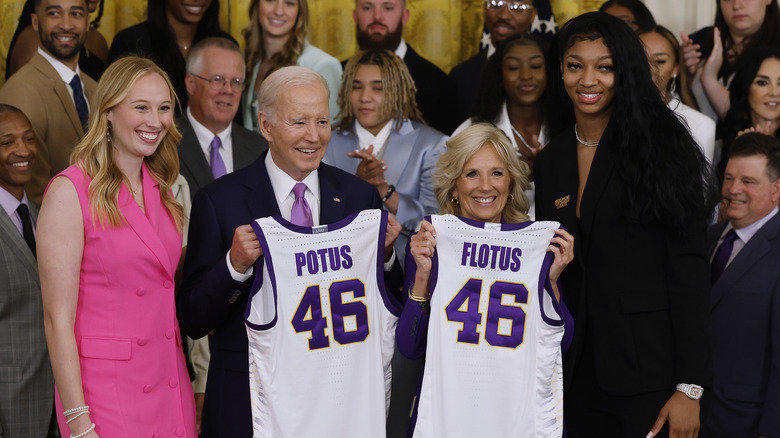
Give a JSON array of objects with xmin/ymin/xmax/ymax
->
[
  {"xmin": 450, "ymin": 0, "xmax": 538, "ymax": 122},
  {"xmin": 0, "ymin": 0, "xmax": 95, "ymax": 204},
  {"xmin": 177, "ymin": 66, "xmax": 401, "ymax": 437},
  {"xmin": 353, "ymin": 0, "xmax": 458, "ymax": 134},
  {"xmin": 705, "ymin": 133, "xmax": 780, "ymax": 438},
  {"xmin": 180, "ymin": 37, "xmax": 266, "ymax": 199},
  {"xmin": 0, "ymin": 105, "xmax": 55, "ymax": 438}
]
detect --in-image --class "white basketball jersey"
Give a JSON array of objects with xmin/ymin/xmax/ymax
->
[
  {"xmin": 245, "ymin": 209, "xmax": 399, "ymax": 438},
  {"xmin": 413, "ymin": 215, "xmax": 565, "ymax": 438}
]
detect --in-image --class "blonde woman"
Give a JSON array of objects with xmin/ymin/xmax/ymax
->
[
  {"xmin": 241, "ymin": 0, "xmax": 342, "ymax": 129},
  {"xmin": 38, "ymin": 57, "xmax": 196, "ymax": 438}
]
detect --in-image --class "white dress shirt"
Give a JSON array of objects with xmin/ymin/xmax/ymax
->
[
  {"xmin": 355, "ymin": 119, "xmax": 394, "ymax": 158},
  {"xmin": 186, "ymin": 107, "xmax": 234, "ymax": 174}
]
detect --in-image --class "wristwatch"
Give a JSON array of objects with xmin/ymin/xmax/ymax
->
[{"xmin": 676, "ymin": 383, "xmax": 704, "ymax": 400}]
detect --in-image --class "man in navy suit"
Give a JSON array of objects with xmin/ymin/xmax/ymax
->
[
  {"xmin": 705, "ymin": 133, "xmax": 780, "ymax": 438},
  {"xmin": 177, "ymin": 66, "xmax": 401, "ymax": 438}
]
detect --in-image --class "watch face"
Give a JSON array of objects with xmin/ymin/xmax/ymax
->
[{"xmin": 690, "ymin": 387, "xmax": 703, "ymax": 398}]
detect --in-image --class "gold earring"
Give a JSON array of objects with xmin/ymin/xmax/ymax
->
[{"xmin": 450, "ymin": 196, "xmax": 460, "ymax": 207}]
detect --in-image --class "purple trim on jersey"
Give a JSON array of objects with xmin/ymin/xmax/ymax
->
[
  {"xmin": 453, "ymin": 215, "xmax": 534, "ymax": 231},
  {"xmin": 245, "ymin": 219, "xmax": 279, "ymax": 331},
  {"xmin": 375, "ymin": 210, "xmax": 402, "ymax": 316},
  {"xmin": 537, "ymin": 250, "xmax": 564, "ymax": 327},
  {"xmin": 270, "ymin": 210, "xmax": 363, "ymax": 234}
]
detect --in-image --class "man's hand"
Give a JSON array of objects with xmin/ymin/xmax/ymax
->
[
  {"xmin": 647, "ymin": 391, "xmax": 700, "ymax": 438},
  {"xmin": 229, "ymin": 225, "xmax": 262, "ymax": 274}
]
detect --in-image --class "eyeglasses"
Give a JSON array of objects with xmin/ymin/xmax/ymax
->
[
  {"xmin": 485, "ymin": 0, "xmax": 534, "ymax": 13},
  {"xmin": 191, "ymin": 74, "xmax": 245, "ymax": 91}
]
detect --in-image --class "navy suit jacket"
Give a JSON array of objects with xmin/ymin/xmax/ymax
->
[
  {"xmin": 177, "ymin": 151, "xmax": 400, "ymax": 437},
  {"xmin": 176, "ymin": 116, "xmax": 267, "ymax": 200},
  {"xmin": 704, "ymin": 213, "xmax": 780, "ymax": 438},
  {"xmin": 324, "ymin": 120, "xmax": 446, "ymax": 259}
]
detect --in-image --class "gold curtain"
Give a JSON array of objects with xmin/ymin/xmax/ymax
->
[{"xmin": 0, "ymin": 0, "xmax": 600, "ymax": 86}]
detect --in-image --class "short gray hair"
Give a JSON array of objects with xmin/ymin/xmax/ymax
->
[
  {"xmin": 185, "ymin": 37, "xmax": 244, "ymax": 75},
  {"xmin": 258, "ymin": 66, "xmax": 329, "ymax": 123}
]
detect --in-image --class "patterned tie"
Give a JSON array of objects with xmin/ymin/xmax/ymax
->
[
  {"xmin": 711, "ymin": 228, "xmax": 738, "ymax": 284},
  {"xmin": 291, "ymin": 182, "xmax": 313, "ymax": 227},
  {"xmin": 69, "ymin": 75, "xmax": 89, "ymax": 131},
  {"xmin": 16, "ymin": 203, "xmax": 36, "ymax": 258},
  {"xmin": 209, "ymin": 135, "xmax": 227, "ymax": 179}
]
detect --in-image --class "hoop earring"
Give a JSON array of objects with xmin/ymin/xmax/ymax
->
[
  {"xmin": 450, "ymin": 196, "xmax": 460, "ymax": 207},
  {"xmin": 507, "ymin": 194, "xmax": 514, "ymax": 204}
]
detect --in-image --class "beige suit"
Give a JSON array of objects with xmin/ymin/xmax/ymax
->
[{"xmin": 0, "ymin": 52, "xmax": 97, "ymax": 203}]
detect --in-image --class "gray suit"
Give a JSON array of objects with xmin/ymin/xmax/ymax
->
[
  {"xmin": 324, "ymin": 120, "xmax": 446, "ymax": 258},
  {"xmin": 0, "ymin": 201, "xmax": 54, "ymax": 438},
  {"xmin": 177, "ymin": 116, "xmax": 268, "ymax": 200}
]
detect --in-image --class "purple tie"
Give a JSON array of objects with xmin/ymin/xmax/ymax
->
[
  {"xmin": 291, "ymin": 182, "xmax": 313, "ymax": 227},
  {"xmin": 712, "ymin": 228, "xmax": 738, "ymax": 284},
  {"xmin": 209, "ymin": 135, "xmax": 227, "ymax": 179}
]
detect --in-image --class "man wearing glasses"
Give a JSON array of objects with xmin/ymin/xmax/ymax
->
[
  {"xmin": 181, "ymin": 37, "xmax": 267, "ymax": 198},
  {"xmin": 450, "ymin": 0, "xmax": 539, "ymax": 122}
]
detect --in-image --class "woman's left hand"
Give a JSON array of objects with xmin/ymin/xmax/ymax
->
[{"xmin": 547, "ymin": 229, "xmax": 574, "ymax": 284}]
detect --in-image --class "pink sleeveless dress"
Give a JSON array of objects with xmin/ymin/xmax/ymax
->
[{"xmin": 50, "ymin": 164, "xmax": 196, "ymax": 437}]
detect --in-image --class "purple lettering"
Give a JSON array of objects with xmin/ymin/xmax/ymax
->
[
  {"xmin": 295, "ymin": 253, "xmax": 306, "ymax": 276},
  {"xmin": 306, "ymin": 250, "xmax": 318, "ymax": 275},
  {"xmin": 341, "ymin": 246, "xmax": 353, "ymax": 269},
  {"xmin": 327, "ymin": 247, "xmax": 341, "ymax": 270},
  {"xmin": 469, "ymin": 243, "xmax": 478, "ymax": 267},
  {"xmin": 461, "ymin": 242, "xmax": 472, "ymax": 266},
  {"xmin": 478, "ymin": 244, "xmax": 489, "ymax": 268},
  {"xmin": 510, "ymin": 248, "xmax": 522, "ymax": 272},
  {"xmin": 498, "ymin": 247, "xmax": 510, "ymax": 270},
  {"xmin": 489, "ymin": 245, "xmax": 501, "ymax": 269},
  {"xmin": 317, "ymin": 248, "xmax": 329, "ymax": 272}
]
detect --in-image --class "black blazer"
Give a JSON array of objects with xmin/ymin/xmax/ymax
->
[
  {"xmin": 177, "ymin": 151, "xmax": 401, "ymax": 437},
  {"xmin": 534, "ymin": 123, "xmax": 712, "ymax": 395},
  {"xmin": 177, "ymin": 116, "xmax": 267, "ymax": 200},
  {"xmin": 704, "ymin": 214, "xmax": 780, "ymax": 437},
  {"xmin": 449, "ymin": 50, "xmax": 487, "ymax": 125}
]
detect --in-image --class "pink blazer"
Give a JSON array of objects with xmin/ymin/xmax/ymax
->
[{"xmin": 50, "ymin": 164, "xmax": 196, "ymax": 437}]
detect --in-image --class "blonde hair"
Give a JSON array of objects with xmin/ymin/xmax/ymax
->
[
  {"xmin": 335, "ymin": 49, "xmax": 423, "ymax": 132},
  {"xmin": 70, "ymin": 56, "xmax": 184, "ymax": 230},
  {"xmin": 434, "ymin": 123, "xmax": 531, "ymax": 223},
  {"xmin": 242, "ymin": 0, "xmax": 309, "ymax": 83}
]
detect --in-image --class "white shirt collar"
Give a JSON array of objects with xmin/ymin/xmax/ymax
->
[
  {"xmin": 726, "ymin": 206, "xmax": 779, "ymax": 244},
  {"xmin": 0, "ymin": 186, "xmax": 33, "ymax": 236},
  {"xmin": 186, "ymin": 106, "xmax": 233, "ymax": 172},
  {"xmin": 355, "ymin": 119, "xmax": 394, "ymax": 157},
  {"xmin": 264, "ymin": 150, "xmax": 320, "ymax": 206},
  {"xmin": 394, "ymin": 38, "xmax": 408, "ymax": 59},
  {"xmin": 38, "ymin": 47, "xmax": 80, "ymax": 83}
]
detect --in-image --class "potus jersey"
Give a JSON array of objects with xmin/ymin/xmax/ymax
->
[
  {"xmin": 413, "ymin": 215, "xmax": 565, "ymax": 438},
  {"xmin": 245, "ymin": 209, "xmax": 400, "ymax": 438}
]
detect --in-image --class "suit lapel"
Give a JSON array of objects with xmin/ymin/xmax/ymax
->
[
  {"xmin": 319, "ymin": 164, "xmax": 349, "ymax": 225},
  {"xmin": 384, "ymin": 121, "xmax": 417, "ymax": 185},
  {"xmin": 579, "ymin": 123, "xmax": 617, "ymax": 249},
  {"xmin": 177, "ymin": 117, "xmax": 215, "ymax": 190},
  {"xmin": 243, "ymin": 152, "xmax": 281, "ymax": 221},
  {"xmin": 0, "ymin": 205, "xmax": 38, "ymax": 274},
  {"xmin": 712, "ymin": 214, "xmax": 780, "ymax": 307},
  {"xmin": 120, "ymin": 165, "xmax": 176, "ymax": 279},
  {"xmin": 31, "ymin": 54, "xmax": 84, "ymax": 137}
]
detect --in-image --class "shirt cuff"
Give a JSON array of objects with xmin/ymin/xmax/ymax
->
[
  {"xmin": 227, "ymin": 250, "xmax": 253, "ymax": 281},
  {"xmin": 383, "ymin": 248, "xmax": 396, "ymax": 271}
]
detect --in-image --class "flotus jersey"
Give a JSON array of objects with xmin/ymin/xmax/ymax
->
[
  {"xmin": 413, "ymin": 215, "xmax": 565, "ymax": 438},
  {"xmin": 245, "ymin": 209, "xmax": 400, "ymax": 438}
]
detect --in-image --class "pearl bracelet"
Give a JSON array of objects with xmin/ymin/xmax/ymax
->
[
  {"xmin": 66, "ymin": 410, "xmax": 90, "ymax": 424},
  {"xmin": 71, "ymin": 423, "xmax": 95, "ymax": 438},
  {"xmin": 63, "ymin": 405, "xmax": 89, "ymax": 417}
]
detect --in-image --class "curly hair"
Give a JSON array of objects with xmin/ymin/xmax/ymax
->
[
  {"xmin": 242, "ymin": 0, "xmax": 309, "ymax": 83},
  {"xmin": 638, "ymin": 25, "xmax": 698, "ymax": 110},
  {"xmin": 546, "ymin": 12, "xmax": 716, "ymax": 227},
  {"xmin": 335, "ymin": 49, "xmax": 423, "ymax": 132},
  {"xmin": 435, "ymin": 123, "xmax": 531, "ymax": 223},
  {"xmin": 70, "ymin": 56, "xmax": 183, "ymax": 230}
]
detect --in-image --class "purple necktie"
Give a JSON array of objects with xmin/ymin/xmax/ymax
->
[
  {"xmin": 209, "ymin": 136, "xmax": 227, "ymax": 179},
  {"xmin": 291, "ymin": 182, "xmax": 313, "ymax": 227},
  {"xmin": 712, "ymin": 228, "xmax": 738, "ymax": 284}
]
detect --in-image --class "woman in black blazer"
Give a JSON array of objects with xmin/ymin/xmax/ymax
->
[{"xmin": 534, "ymin": 12, "xmax": 718, "ymax": 438}]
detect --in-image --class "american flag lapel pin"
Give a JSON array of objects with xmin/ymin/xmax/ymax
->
[{"xmin": 333, "ymin": 197, "xmax": 341, "ymax": 203}]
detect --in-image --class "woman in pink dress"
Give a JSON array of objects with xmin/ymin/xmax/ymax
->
[{"xmin": 38, "ymin": 56, "xmax": 196, "ymax": 438}]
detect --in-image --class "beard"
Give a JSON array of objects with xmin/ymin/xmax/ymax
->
[
  {"xmin": 356, "ymin": 23, "xmax": 404, "ymax": 51},
  {"xmin": 40, "ymin": 32, "xmax": 84, "ymax": 61}
]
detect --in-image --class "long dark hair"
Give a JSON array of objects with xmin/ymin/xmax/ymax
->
[
  {"xmin": 472, "ymin": 34, "xmax": 549, "ymax": 125},
  {"xmin": 547, "ymin": 12, "xmax": 716, "ymax": 227},
  {"xmin": 598, "ymin": 0, "xmax": 656, "ymax": 32},
  {"xmin": 719, "ymin": 46, "xmax": 780, "ymax": 175},
  {"xmin": 714, "ymin": 0, "xmax": 780, "ymax": 78}
]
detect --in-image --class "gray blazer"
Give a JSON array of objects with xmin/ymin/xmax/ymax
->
[
  {"xmin": 177, "ymin": 116, "xmax": 268, "ymax": 200},
  {"xmin": 0, "ymin": 201, "xmax": 54, "ymax": 438},
  {"xmin": 324, "ymin": 120, "xmax": 447, "ymax": 257}
]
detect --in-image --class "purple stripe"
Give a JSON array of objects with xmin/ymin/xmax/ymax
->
[
  {"xmin": 537, "ymin": 249, "xmax": 564, "ymax": 326},
  {"xmin": 375, "ymin": 210, "xmax": 401, "ymax": 316},
  {"xmin": 453, "ymin": 215, "xmax": 534, "ymax": 231},
  {"xmin": 245, "ymin": 218, "xmax": 279, "ymax": 331},
  {"xmin": 272, "ymin": 210, "xmax": 363, "ymax": 233}
]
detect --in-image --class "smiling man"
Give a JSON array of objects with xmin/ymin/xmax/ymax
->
[
  {"xmin": 706, "ymin": 132, "xmax": 780, "ymax": 438},
  {"xmin": 178, "ymin": 66, "xmax": 402, "ymax": 437},
  {"xmin": 0, "ymin": 104, "xmax": 55, "ymax": 438},
  {"xmin": 180, "ymin": 37, "xmax": 267, "ymax": 198},
  {"xmin": 0, "ymin": 0, "xmax": 95, "ymax": 204}
]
